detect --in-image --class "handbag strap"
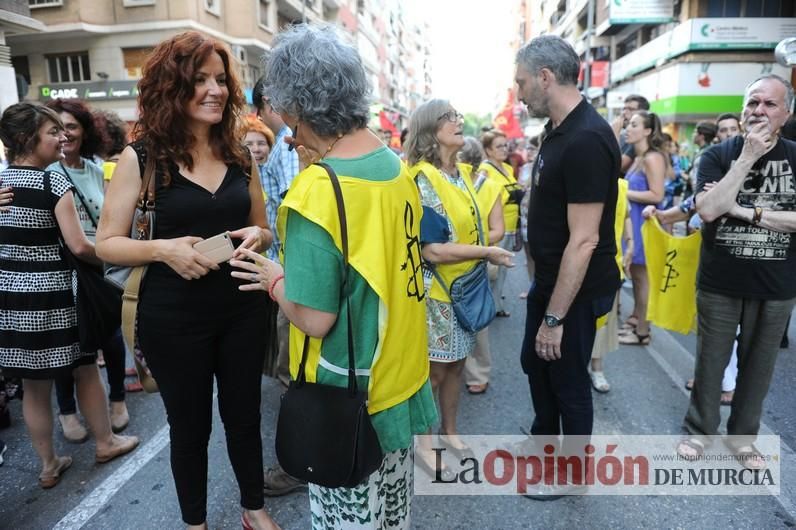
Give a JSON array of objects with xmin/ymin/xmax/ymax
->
[
  {"xmin": 138, "ymin": 149, "xmax": 156, "ymax": 211},
  {"xmin": 58, "ymin": 162, "xmax": 99, "ymax": 229},
  {"xmin": 427, "ymin": 168, "xmax": 487, "ymax": 299},
  {"xmin": 120, "ymin": 148, "xmax": 156, "ymax": 358},
  {"xmin": 294, "ymin": 162, "xmax": 358, "ymax": 395}
]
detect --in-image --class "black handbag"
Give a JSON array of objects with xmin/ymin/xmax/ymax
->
[
  {"xmin": 275, "ymin": 162, "xmax": 383, "ymax": 488},
  {"xmin": 45, "ymin": 170, "xmax": 122, "ymax": 353}
]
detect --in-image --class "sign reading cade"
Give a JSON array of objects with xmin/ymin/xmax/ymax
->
[
  {"xmin": 609, "ymin": 0, "xmax": 674, "ymax": 24},
  {"xmin": 39, "ymin": 80, "xmax": 139, "ymax": 102}
]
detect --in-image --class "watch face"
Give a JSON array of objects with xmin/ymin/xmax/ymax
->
[{"xmin": 545, "ymin": 315, "xmax": 558, "ymax": 327}]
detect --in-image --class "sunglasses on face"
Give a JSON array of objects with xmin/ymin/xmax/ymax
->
[{"xmin": 438, "ymin": 111, "xmax": 463, "ymax": 123}]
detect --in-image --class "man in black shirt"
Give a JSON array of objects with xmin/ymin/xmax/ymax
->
[
  {"xmin": 515, "ymin": 35, "xmax": 620, "ymax": 496},
  {"xmin": 679, "ymin": 74, "xmax": 796, "ymax": 469}
]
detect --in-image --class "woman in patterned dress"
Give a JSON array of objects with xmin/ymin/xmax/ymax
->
[
  {"xmin": 0, "ymin": 102, "xmax": 138, "ymax": 489},
  {"xmin": 405, "ymin": 99, "xmax": 514, "ymax": 477}
]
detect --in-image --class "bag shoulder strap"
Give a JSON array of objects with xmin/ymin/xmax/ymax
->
[
  {"xmin": 58, "ymin": 162, "xmax": 98, "ymax": 229},
  {"xmin": 485, "ymin": 159, "xmax": 509, "ymax": 180},
  {"xmin": 294, "ymin": 162, "xmax": 358, "ymax": 395},
  {"xmin": 138, "ymin": 149, "xmax": 156, "ymax": 210}
]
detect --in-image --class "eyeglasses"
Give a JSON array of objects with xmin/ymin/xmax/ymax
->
[{"xmin": 438, "ymin": 111, "xmax": 463, "ymax": 123}]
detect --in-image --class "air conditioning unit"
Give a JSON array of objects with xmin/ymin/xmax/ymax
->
[{"xmin": 231, "ymin": 45, "xmax": 248, "ymax": 65}]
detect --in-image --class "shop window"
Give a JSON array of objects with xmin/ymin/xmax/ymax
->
[
  {"xmin": 46, "ymin": 52, "xmax": 90, "ymax": 83},
  {"xmin": 29, "ymin": 0, "xmax": 63, "ymax": 7},
  {"xmin": 123, "ymin": 47, "xmax": 152, "ymax": 79}
]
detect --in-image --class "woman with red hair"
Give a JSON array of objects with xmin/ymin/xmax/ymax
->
[{"xmin": 96, "ymin": 32, "xmax": 277, "ymax": 530}]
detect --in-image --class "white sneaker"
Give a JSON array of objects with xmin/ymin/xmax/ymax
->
[{"xmin": 590, "ymin": 371, "xmax": 610, "ymax": 393}]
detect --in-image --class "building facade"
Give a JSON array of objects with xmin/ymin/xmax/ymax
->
[
  {"xmin": 524, "ymin": 0, "xmax": 795, "ymax": 139},
  {"xmin": 0, "ymin": 0, "xmax": 44, "ymax": 110},
  {"xmin": 6, "ymin": 0, "xmax": 431, "ymax": 128}
]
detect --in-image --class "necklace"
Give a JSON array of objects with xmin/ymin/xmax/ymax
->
[{"xmin": 315, "ymin": 133, "xmax": 344, "ymax": 163}]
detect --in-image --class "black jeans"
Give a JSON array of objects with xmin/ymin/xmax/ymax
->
[
  {"xmin": 138, "ymin": 301, "xmax": 267, "ymax": 525},
  {"xmin": 55, "ymin": 328, "xmax": 125, "ymax": 414},
  {"xmin": 520, "ymin": 284, "xmax": 613, "ymax": 437}
]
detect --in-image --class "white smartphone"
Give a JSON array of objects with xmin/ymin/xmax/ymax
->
[{"xmin": 193, "ymin": 231, "xmax": 235, "ymax": 264}]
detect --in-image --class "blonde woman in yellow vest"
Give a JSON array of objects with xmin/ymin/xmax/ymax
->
[
  {"xmin": 405, "ymin": 99, "xmax": 514, "ymax": 479},
  {"xmin": 230, "ymin": 25, "xmax": 436, "ymax": 529},
  {"xmin": 480, "ymin": 129, "xmax": 523, "ymax": 317},
  {"xmin": 458, "ymin": 137, "xmax": 505, "ymax": 395}
]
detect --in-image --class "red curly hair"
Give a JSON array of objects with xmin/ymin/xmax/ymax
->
[{"xmin": 134, "ymin": 31, "xmax": 248, "ymax": 182}]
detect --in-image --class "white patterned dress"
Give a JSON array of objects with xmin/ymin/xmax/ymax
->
[{"xmin": 0, "ymin": 166, "xmax": 92, "ymax": 379}]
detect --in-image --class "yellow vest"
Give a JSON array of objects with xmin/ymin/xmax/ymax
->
[
  {"xmin": 615, "ymin": 179, "xmax": 629, "ymax": 280},
  {"xmin": 276, "ymin": 164, "xmax": 429, "ymax": 414},
  {"xmin": 465, "ymin": 163, "xmax": 503, "ymax": 239},
  {"xmin": 642, "ymin": 217, "xmax": 701, "ymax": 335},
  {"xmin": 409, "ymin": 161, "xmax": 483, "ymax": 303},
  {"xmin": 480, "ymin": 160, "xmax": 520, "ymax": 233}
]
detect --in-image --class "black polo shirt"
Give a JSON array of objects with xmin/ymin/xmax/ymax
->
[{"xmin": 528, "ymin": 98, "xmax": 621, "ymax": 302}]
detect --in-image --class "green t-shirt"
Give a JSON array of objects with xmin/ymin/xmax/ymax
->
[{"xmin": 283, "ymin": 146, "xmax": 437, "ymax": 452}]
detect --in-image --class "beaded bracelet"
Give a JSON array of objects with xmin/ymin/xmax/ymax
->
[{"xmin": 268, "ymin": 274, "xmax": 285, "ymax": 301}]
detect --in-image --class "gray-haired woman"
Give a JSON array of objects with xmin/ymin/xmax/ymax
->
[
  {"xmin": 230, "ymin": 24, "xmax": 437, "ymax": 529},
  {"xmin": 406, "ymin": 100, "xmax": 513, "ymax": 478}
]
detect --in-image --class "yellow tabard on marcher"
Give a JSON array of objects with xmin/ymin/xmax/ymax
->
[
  {"xmin": 479, "ymin": 160, "xmax": 520, "ymax": 233},
  {"xmin": 597, "ymin": 178, "xmax": 629, "ymax": 329},
  {"xmin": 276, "ymin": 163, "xmax": 429, "ymax": 414},
  {"xmin": 642, "ymin": 216, "xmax": 701, "ymax": 335},
  {"xmin": 463, "ymin": 163, "xmax": 503, "ymax": 238},
  {"xmin": 409, "ymin": 160, "xmax": 483, "ymax": 303}
]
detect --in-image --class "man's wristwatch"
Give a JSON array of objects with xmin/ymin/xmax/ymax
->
[{"xmin": 544, "ymin": 313, "xmax": 564, "ymax": 328}]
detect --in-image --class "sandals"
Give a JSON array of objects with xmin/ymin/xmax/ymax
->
[
  {"xmin": 618, "ymin": 330, "xmax": 651, "ymax": 345},
  {"xmin": 590, "ymin": 371, "xmax": 610, "ymax": 393},
  {"xmin": 415, "ymin": 452, "xmax": 456, "ymax": 482},
  {"xmin": 438, "ymin": 431, "xmax": 475, "ymax": 461},
  {"xmin": 467, "ymin": 383, "xmax": 488, "ymax": 395},
  {"xmin": 39, "ymin": 455, "xmax": 73, "ymax": 489},
  {"xmin": 730, "ymin": 444, "xmax": 767, "ymax": 470},
  {"xmin": 619, "ymin": 316, "xmax": 638, "ymax": 331},
  {"xmin": 676, "ymin": 438, "xmax": 705, "ymax": 461},
  {"xmin": 496, "ymin": 310, "xmax": 511, "ymax": 318},
  {"xmin": 720, "ymin": 391, "xmax": 734, "ymax": 406}
]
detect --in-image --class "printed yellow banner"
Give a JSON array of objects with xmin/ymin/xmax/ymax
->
[{"xmin": 642, "ymin": 217, "xmax": 701, "ymax": 335}]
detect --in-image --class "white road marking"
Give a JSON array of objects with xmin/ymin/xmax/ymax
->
[{"xmin": 51, "ymin": 425, "xmax": 170, "ymax": 530}]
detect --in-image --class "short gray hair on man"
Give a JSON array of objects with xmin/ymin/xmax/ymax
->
[
  {"xmin": 263, "ymin": 24, "xmax": 370, "ymax": 137},
  {"xmin": 516, "ymin": 35, "xmax": 580, "ymax": 87},
  {"xmin": 405, "ymin": 99, "xmax": 452, "ymax": 167},
  {"xmin": 459, "ymin": 136, "xmax": 484, "ymax": 168},
  {"xmin": 745, "ymin": 73, "xmax": 795, "ymax": 113}
]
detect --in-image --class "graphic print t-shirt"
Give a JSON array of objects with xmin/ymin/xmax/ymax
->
[{"xmin": 697, "ymin": 136, "xmax": 796, "ymax": 299}]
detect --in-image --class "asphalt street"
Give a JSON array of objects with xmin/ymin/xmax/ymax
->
[{"xmin": 2, "ymin": 254, "xmax": 796, "ymax": 529}]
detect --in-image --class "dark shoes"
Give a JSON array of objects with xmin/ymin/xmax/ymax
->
[
  {"xmin": 523, "ymin": 482, "xmax": 588, "ymax": 501},
  {"xmin": 263, "ymin": 464, "xmax": 307, "ymax": 496}
]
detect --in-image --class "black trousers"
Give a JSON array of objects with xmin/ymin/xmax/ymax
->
[
  {"xmin": 520, "ymin": 284, "xmax": 613, "ymax": 437},
  {"xmin": 138, "ymin": 301, "xmax": 267, "ymax": 525},
  {"xmin": 56, "ymin": 328, "xmax": 126, "ymax": 413}
]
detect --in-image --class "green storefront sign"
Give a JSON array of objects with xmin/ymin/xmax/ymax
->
[{"xmin": 39, "ymin": 81, "xmax": 139, "ymax": 102}]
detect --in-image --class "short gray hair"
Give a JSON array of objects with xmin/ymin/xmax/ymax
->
[
  {"xmin": 405, "ymin": 99, "xmax": 451, "ymax": 167},
  {"xmin": 459, "ymin": 136, "xmax": 484, "ymax": 168},
  {"xmin": 745, "ymin": 74, "xmax": 795, "ymax": 113},
  {"xmin": 516, "ymin": 35, "xmax": 580, "ymax": 86},
  {"xmin": 263, "ymin": 24, "xmax": 370, "ymax": 136}
]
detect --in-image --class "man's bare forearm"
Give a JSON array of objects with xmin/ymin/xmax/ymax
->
[
  {"xmin": 546, "ymin": 241, "xmax": 596, "ymax": 318},
  {"xmin": 696, "ymin": 159, "xmax": 755, "ymax": 222}
]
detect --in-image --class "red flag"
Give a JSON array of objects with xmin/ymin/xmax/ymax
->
[
  {"xmin": 493, "ymin": 94, "xmax": 523, "ymax": 139},
  {"xmin": 379, "ymin": 111, "xmax": 397, "ymax": 133}
]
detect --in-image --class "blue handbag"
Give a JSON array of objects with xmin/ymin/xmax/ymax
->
[{"xmin": 428, "ymin": 181, "xmax": 496, "ymax": 333}]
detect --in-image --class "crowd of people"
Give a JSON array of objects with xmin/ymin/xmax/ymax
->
[{"xmin": 0, "ymin": 22, "xmax": 794, "ymax": 529}]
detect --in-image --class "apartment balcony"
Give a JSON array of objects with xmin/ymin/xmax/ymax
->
[{"xmin": 611, "ymin": 17, "xmax": 796, "ymax": 84}]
